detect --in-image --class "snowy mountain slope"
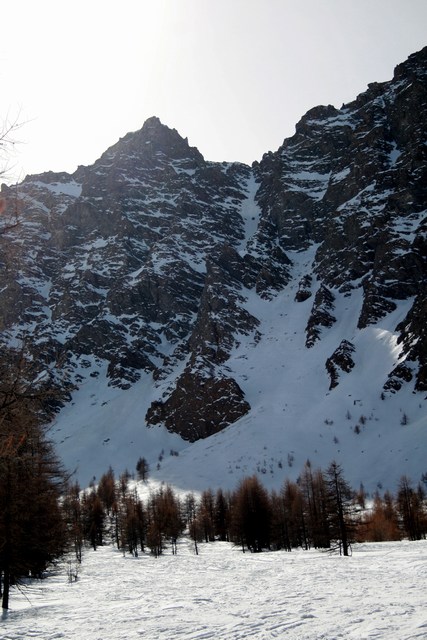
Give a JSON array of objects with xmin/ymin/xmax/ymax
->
[
  {"xmin": 51, "ymin": 243, "xmax": 425, "ymax": 494},
  {"xmin": 0, "ymin": 47, "xmax": 426, "ymax": 494},
  {"xmin": 154, "ymin": 263, "xmax": 426, "ymax": 494}
]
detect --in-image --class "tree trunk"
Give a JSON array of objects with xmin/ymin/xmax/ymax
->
[
  {"xmin": 2, "ymin": 567, "xmax": 10, "ymax": 610},
  {"xmin": 338, "ymin": 500, "xmax": 349, "ymax": 556}
]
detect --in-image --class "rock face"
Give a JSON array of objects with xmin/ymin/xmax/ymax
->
[
  {"xmin": 146, "ymin": 371, "xmax": 250, "ymax": 441},
  {"xmin": 0, "ymin": 48, "xmax": 426, "ymax": 442},
  {"xmin": 326, "ymin": 340, "xmax": 356, "ymax": 390},
  {"xmin": 305, "ymin": 285, "xmax": 336, "ymax": 348},
  {"xmin": 253, "ymin": 46, "xmax": 427, "ymax": 389}
]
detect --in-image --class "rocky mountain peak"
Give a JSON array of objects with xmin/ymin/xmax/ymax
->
[
  {"xmin": 107, "ymin": 116, "xmax": 205, "ymax": 165},
  {"xmin": 75, "ymin": 117, "xmax": 206, "ymax": 199}
]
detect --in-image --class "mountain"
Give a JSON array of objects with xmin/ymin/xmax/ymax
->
[{"xmin": 1, "ymin": 47, "xmax": 426, "ymax": 493}]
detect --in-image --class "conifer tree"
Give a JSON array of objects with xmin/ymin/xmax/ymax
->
[
  {"xmin": 324, "ymin": 461, "xmax": 356, "ymax": 556},
  {"xmin": 81, "ymin": 490, "xmax": 105, "ymax": 550},
  {"xmin": 396, "ymin": 476, "xmax": 426, "ymax": 540},
  {"xmin": 362, "ymin": 491, "xmax": 400, "ymax": 542},
  {"xmin": 63, "ymin": 481, "xmax": 84, "ymax": 563},
  {"xmin": 281, "ymin": 479, "xmax": 308, "ymax": 550},
  {"xmin": 136, "ymin": 457, "xmax": 149, "ymax": 482},
  {"xmin": 121, "ymin": 489, "xmax": 146, "ymax": 556},
  {"xmin": 214, "ymin": 488, "xmax": 231, "ymax": 542},
  {"xmin": 0, "ymin": 351, "xmax": 68, "ymax": 609},
  {"xmin": 270, "ymin": 489, "xmax": 292, "ymax": 551},
  {"xmin": 231, "ymin": 476, "xmax": 272, "ymax": 552},
  {"xmin": 184, "ymin": 493, "xmax": 199, "ymax": 554},
  {"xmin": 300, "ymin": 462, "xmax": 331, "ymax": 549},
  {"xmin": 146, "ymin": 486, "xmax": 183, "ymax": 556},
  {"xmin": 97, "ymin": 467, "xmax": 117, "ymax": 515},
  {"xmin": 197, "ymin": 489, "xmax": 215, "ymax": 543}
]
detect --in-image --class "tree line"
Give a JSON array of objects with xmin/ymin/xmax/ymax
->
[{"xmin": 62, "ymin": 458, "xmax": 427, "ymax": 567}]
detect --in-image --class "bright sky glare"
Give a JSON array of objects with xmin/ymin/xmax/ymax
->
[{"xmin": 1, "ymin": 0, "xmax": 426, "ymax": 182}]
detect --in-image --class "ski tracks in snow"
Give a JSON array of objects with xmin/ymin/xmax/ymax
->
[{"xmin": 2, "ymin": 540, "xmax": 427, "ymax": 639}]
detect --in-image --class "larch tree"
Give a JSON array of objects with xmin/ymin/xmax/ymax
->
[
  {"xmin": 0, "ymin": 122, "xmax": 70, "ymax": 610},
  {"xmin": 270, "ymin": 489, "xmax": 292, "ymax": 551},
  {"xmin": 300, "ymin": 461, "xmax": 331, "ymax": 549},
  {"xmin": 0, "ymin": 350, "xmax": 68, "ymax": 609},
  {"xmin": 396, "ymin": 476, "xmax": 426, "ymax": 541},
  {"xmin": 146, "ymin": 486, "xmax": 183, "ymax": 556},
  {"xmin": 231, "ymin": 476, "xmax": 272, "ymax": 553},
  {"xmin": 184, "ymin": 493, "xmax": 199, "ymax": 554},
  {"xmin": 214, "ymin": 488, "xmax": 231, "ymax": 542},
  {"xmin": 81, "ymin": 489, "xmax": 105, "ymax": 551},
  {"xmin": 196, "ymin": 489, "xmax": 216, "ymax": 543},
  {"xmin": 120, "ymin": 488, "xmax": 146, "ymax": 557},
  {"xmin": 362, "ymin": 491, "xmax": 401, "ymax": 542},
  {"xmin": 136, "ymin": 457, "xmax": 149, "ymax": 482},
  {"xmin": 281, "ymin": 479, "xmax": 308, "ymax": 550},
  {"xmin": 62, "ymin": 481, "xmax": 84, "ymax": 563},
  {"xmin": 324, "ymin": 461, "xmax": 356, "ymax": 556},
  {"xmin": 97, "ymin": 467, "xmax": 117, "ymax": 516}
]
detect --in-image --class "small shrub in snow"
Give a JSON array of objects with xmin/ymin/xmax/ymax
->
[{"xmin": 400, "ymin": 413, "xmax": 409, "ymax": 426}]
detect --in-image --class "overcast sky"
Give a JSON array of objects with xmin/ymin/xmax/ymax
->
[{"xmin": 1, "ymin": 0, "xmax": 426, "ymax": 183}]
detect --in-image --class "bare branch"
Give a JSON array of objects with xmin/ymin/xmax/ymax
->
[{"xmin": 0, "ymin": 110, "xmax": 24, "ymax": 180}]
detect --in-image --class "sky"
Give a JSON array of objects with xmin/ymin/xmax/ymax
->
[{"xmin": 1, "ymin": 0, "xmax": 426, "ymax": 183}]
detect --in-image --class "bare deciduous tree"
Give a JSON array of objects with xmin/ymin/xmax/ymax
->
[{"xmin": 0, "ymin": 113, "xmax": 24, "ymax": 232}]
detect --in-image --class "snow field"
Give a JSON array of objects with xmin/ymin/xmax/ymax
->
[{"xmin": 2, "ymin": 540, "xmax": 427, "ymax": 639}]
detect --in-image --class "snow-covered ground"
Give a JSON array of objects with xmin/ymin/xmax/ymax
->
[{"xmin": 3, "ymin": 540, "xmax": 426, "ymax": 639}]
